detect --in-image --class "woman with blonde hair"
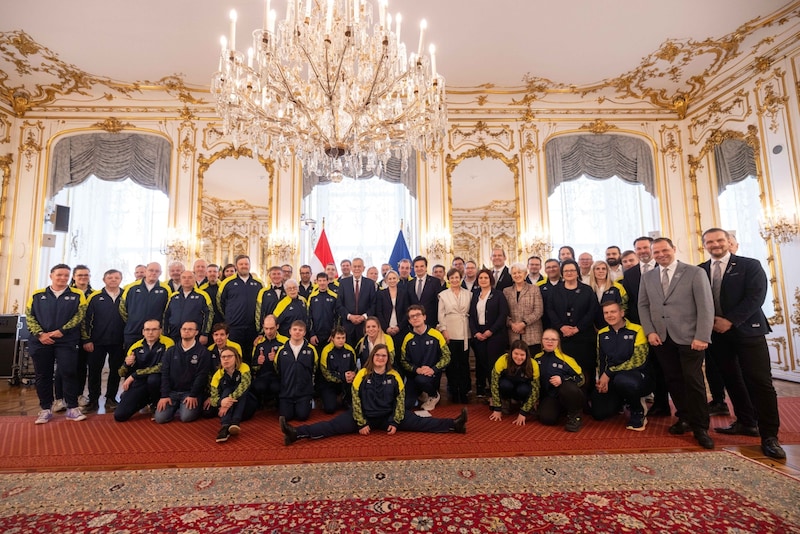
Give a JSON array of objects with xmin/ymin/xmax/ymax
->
[
  {"xmin": 503, "ymin": 262, "xmax": 544, "ymax": 355},
  {"xmin": 589, "ymin": 260, "xmax": 628, "ymax": 327}
]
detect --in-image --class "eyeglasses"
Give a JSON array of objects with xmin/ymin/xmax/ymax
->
[
  {"xmin": 408, "ymin": 313, "xmax": 424, "ymax": 319},
  {"xmin": 562, "ymin": 269, "xmax": 578, "ymax": 274}
]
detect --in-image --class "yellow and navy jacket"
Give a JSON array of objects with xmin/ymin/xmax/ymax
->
[
  {"xmin": 490, "ymin": 354, "xmax": 540, "ymax": 416},
  {"xmin": 26, "ymin": 286, "xmax": 87, "ymax": 346},
  {"xmin": 82, "ymin": 288, "xmax": 124, "ymax": 345},
  {"xmin": 120, "ymin": 335, "xmax": 174, "ymax": 379},
  {"xmin": 273, "ymin": 295, "xmax": 309, "ymax": 336},
  {"xmin": 209, "ymin": 362, "xmax": 252, "ymax": 408},
  {"xmin": 400, "ymin": 327, "xmax": 451, "ymax": 373},
  {"xmin": 274, "ymin": 340, "xmax": 318, "ymax": 399},
  {"xmin": 216, "ymin": 274, "xmax": 264, "ymax": 332},
  {"xmin": 319, "ymin": 342, "xmax": 357, "ymax": 384},
  {"xmin": 197, "ymin": 281, "xmax": 223, "ymax": 327},
  {"xmin": 534, "ymin": 348, "xmax": 585, "ymax": 395},
  {"xmin": 163, "ymin": 288, "xmax": 213, "ymax": 339},
  {"xmin": 351, "ymin": 367, "xmax": 405, "ymax": 429},
  {"xmin": 207, "ymin": 340, "xmax": 243, "ymax": 372},
  {"xmin": 355, "ymin": 333, "xmax": 396, "ymax": 369},
  {"xmin": 307, "ymin": 288, "xmax": 339, "ymax": 343},
  {"xmin": 298, "ymin": 282, "xmax": 316, "ymax": 301},
  {"xmin": 596, "ymin": 319, "xmax": 649, "ymax": 377},
  {"xmin": 251, "ymin": 333, "xmax": 288, "ymax": 377},
  {"xmin": 160, "ymin": 341, "xmax": 211, "ymax": 398},
  {"xmin": 255, "ymin": 285, "xmax": 283, "ymax": 331},
  {"xmin": 119, "ymin": 279, "xmax": 171, "ymax": 341}
]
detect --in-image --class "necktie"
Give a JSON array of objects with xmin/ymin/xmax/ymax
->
[
  {"xmin": 661, "ymin": 267, "xmax": 670, "ymax": 296},
  {"xmin": 712, "ymin": 260, "xmax": 722, "ymax": 314},
  {"xmin": 354, "ymin": 278, "xmax": 360, "ymax": 314},
  {"xmin": 494, "ymin": 270, "xmax": 500, "ymax": 283},
  {"xmin": 416, "ymin": 277, "xmax": 423, "ymax": 300},
  {"xmin": 642, "ymin": 263, "xmax": 651, "ymax": 274}
]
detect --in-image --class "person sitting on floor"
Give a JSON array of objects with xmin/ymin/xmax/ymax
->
[
  {"xmin": 489, "ymin": 339, "xmax": 540, "ymax": 426},
  {"xmin": 591, "ymin": 301, "xmax": 653, "ymax": 432},
  {"xmin": 354, "ymin": 316, "xmax": 396, "ymax": 370},
  {"xmin": 318, "ymin": 326, "xmax": 357, "ymax": 414},
  {"xmin": 400, "ymin": 305, "xmax": 451, "ymax": 413},
  {"xmin": 534, "ymin": 328, "xmax": 586, "ymax": 432},
  {"xmin": 114, "ymin": 319, "xmax": 173, "ymax": 422},
  {"xmin": 250, "ymin": 314, "xmax": 286, "ymax": 409},
  {"xmin": 274, "ymin": 320, "xmax": 318, "ymax": 422},
  {"xmin": 211, "ymin": 346, "xmax": 258, "ymax": 443},
  {"xmin": 154, "ymin": 321, "xmax": 211, "ymax": 424},
  {"xmin": 202, "ymin": 322, "xmax": 243, "ymax": 417},
  {"xmin": 280, "ymin": 344, "xmax": 468, "ymax": 444}
]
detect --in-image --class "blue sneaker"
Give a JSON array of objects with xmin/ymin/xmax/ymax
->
[
  {"xmin": 65, "ymin": 407, "xmax": 87, "ymax": 422},
  {"xmin": 35, "ymin": 409, "xmax": 53, "ymax": 424}
]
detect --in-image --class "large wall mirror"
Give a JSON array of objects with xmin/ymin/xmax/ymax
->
[
  {"xmin": 198, "ymin": 147, "xmax": 273, "ymax": 276},
  {"xmin": 446, "ymin": 147, "xmax": 519, "ymax": 267}
]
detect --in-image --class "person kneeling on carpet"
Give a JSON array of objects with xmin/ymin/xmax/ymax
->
[
  {"xmin": 211, "ymin": 346, "xmax": 258, "ymax": 443},
  {"xmin": 154, "ymin": 321, "xmax": 211, "ymax": 424},
  {"xmin": 489, "ymin": 340, "xmax": 540, "ymax": 426},
  {"xmin": 534, "ymin": 329, "xmax": 585, "ymax": 432},
  {"xmin": 280, "ymin": 344, "xmax": 467, "ymax": 445}
]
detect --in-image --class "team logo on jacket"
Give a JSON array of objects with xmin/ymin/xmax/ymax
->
[
  {"xmin": 425, "ymin": 339, "xmax": 434, "ymax": 346},
  {"xmin": 624, "ymin": 334, "xmax": 633, "ymax": 340},
  {"xmin": 551, "ymin": 362, "xmax": 563, "ymax": 369},
  {"xmin": 191, "ymin": 354, "xmax": 199, "ymax": 364}
]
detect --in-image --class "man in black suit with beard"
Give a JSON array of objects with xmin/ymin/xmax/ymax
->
[
  {"xmin": 700, "ymin": 228, "xmax": 784, "ymax": 459},
  {"xmin": 407, "ymin": 256, "xmax": 443, "ymax": 329}
]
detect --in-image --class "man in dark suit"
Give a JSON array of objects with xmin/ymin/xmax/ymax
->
[
  {"xmin": 336, "ymin": 257, "xmax": 376, "ymax": 345},
  {"xmin": 407, "ymin": 255, "xmax": 442, "ymax": 328},
  {"xmin": 700, "ymin": 228, "xmax": 785, "ymax": 459},
  {"xmin": 638, "ymin": 237, "xmax": 715, "ymax": 449},
  {"xmin": 622, "ymin": 236, "xmax": 670, "ymax": 417},
  {"xmin": 490, "ymin": 247, "xmax": 513, "ymax": 292}
]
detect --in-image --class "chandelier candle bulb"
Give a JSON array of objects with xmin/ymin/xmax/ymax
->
[
  {"xmin": 417, "ymin": 19, "xmax": 426, "ymax": 57},
  {"xmin": 326, "ymin": 0, "xmax": 334, "ymax": 34},
  {"xmin": 264, "ymin": 0, "xmax": 270, "ymax": 30},
  {"xmin": 395, "ymin": 13, "xmax": 401, "ymax": 45},
  {"xmin": 429, "ymin": 44, "xmax": 436, "ymax": 78},
  {"xmin": 305, "ymin": 0, "xmax": 312, "ymax": 21},
  {"xmin": 268, "ymin": 9, "xmax": 276, "ymax": 34},
  {"xmin": 229, "ymin": 10, "xmax": 237, "ymax": 51},
  {"xmin": 379, "ymin": 0, "xmax": 386, "ymax": 29},
  {"xmin": 353, "ymin": 0, "xmax": 359, "ymax": 24}
]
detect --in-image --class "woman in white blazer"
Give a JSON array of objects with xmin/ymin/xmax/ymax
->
[{"xmin": 438, "ymin": 268, "xmax": 472, "ymax": 403}]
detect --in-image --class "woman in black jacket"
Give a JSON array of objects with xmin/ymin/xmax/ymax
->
[{"xmin": 469, "ymin": 268, "xmax": 509, "ymax": 398}]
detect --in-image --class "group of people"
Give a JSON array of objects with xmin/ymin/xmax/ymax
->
[{"xmin": 24, "ymin": 227, "xmax": 785, "ymax": 458}]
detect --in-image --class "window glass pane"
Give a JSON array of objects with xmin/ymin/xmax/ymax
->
[
  {"xmin": 548, "ymin": 175, "xmax": 660, "ymax": 259},
  {"xmin": 40, "ymin": 176, "xmax": 169, "ymax": 287}
]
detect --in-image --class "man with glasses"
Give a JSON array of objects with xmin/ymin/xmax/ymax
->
[{"xmin": 400, "ymin": 305, "xmax": 451, "ymax": 413}]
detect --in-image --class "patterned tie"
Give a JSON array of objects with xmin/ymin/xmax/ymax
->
[
  {"xmin": 416, "ymin": 277, "xmax": 423, "ymax": 300},
  {"xmin": 354, "ymin": 278, "xmax": 360, "ymax": 314},
  {"xmin": 661, "ymin": 267, "xmax": 670, "ymax": 296},
  {"xmin": 712, "ymin": 260, "xmax": 722, "ymax": 314},
  {"xmin": 642, "ymin": 263, "xmax": 651, "ymax": 274}
]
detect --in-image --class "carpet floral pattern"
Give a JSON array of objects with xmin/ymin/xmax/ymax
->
[{"xmin": 1, "ymin": 452, "xmax": 798, "ymax": 533}]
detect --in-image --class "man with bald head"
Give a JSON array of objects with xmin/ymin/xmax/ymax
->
[
  {"xmin": 163, "ymin": 271, "xmax": 213, "ymax": 345},
  {"xmin": 166, "ymin": 261, "xmax": 185, "ymax": 293},
  {"xmin": 120, "ymin": 262, "xmax": 172, "ymax": 349},
  {"xmin": 193, "ymin": 259, "xmax": 208, "ymax": 286}
]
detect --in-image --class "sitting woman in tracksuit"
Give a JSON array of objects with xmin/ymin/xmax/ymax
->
[
  {"xmin": 489, "ymin": 339, "xmax": 540, "ymax": 426},
  {"xmin": 210, "ymin": 346, "xmax": 258, "ymax": 443},
  {"xmin": 280, "ymin": 344, "xmax": 467, "ymax": 444},
  {"xmin": 534, "ymin": 329, "xmax": 586, "ymax": 432}
]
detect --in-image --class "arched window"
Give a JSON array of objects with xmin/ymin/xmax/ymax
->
[
  {"xmin": 545, "ymin": 134, "xmax": 659, "ymax": 257},
  {"xmin": 41, "ymin": 132, "xmax": 171, "ymax": 287}
]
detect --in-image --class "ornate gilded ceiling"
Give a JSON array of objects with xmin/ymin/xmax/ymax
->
[{"xmin": 1, "ymin": 1, "xmax": 798, "ymax": 117}]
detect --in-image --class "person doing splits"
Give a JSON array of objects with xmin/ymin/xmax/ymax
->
[{"xmin": 280, "ymin": 344, "xmax": 467, "ymax": 444}]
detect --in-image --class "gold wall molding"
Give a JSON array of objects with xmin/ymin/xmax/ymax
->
[
  {"xmin": 448, "ymin": 121, "xmax": 514, "ymax": 152},
  {"xmin": 579, "ymin": 119, "xmax": 617, "ymax": 134},
  {"xmin": 755, "ymin": 68, "xmax": 790, "ymax": 133},
  {"xmin": 519, "ymin": 124, "xmax": 540, "ymax": 173},
  {"xmin": 0, "ymin": 113, "xmax": 10, "ymax": 144},
  {"xmin": 91, "ymin": 117, "xmax": 135, "ymax": 133},
  {"xmin": 659, "ymin": 125, "xmax": 683, "ymax": 173},
  {"xmin": 0, "ymin": 31, "xmax": 209, "ymax": 116},
  {"xmin": 688, "ymin": 90, "xmax": 751, "ymax": 144},
  {"xmin": 791, "ymin": 287, "xmax": 800, "ymax": 337},
  {"xmin": 0, "ymin": 153, "xmax": 12, "ymax": 254},
  {"xmin": 767, "ymin": 336, "xmax": 790, "ymax": 372},
  {"xmin": 18, "ymin": 120, "xmax": 43, "ymax": 172}
]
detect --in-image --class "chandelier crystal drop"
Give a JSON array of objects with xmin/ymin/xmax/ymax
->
[{"xmin": 212, "ymin": 0, "xmax": 447, "ymax": 179}]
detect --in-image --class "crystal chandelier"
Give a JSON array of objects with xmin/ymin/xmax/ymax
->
[{"xmin": 212, "ymin": 0, "xmax": 447, "ymax": 180}]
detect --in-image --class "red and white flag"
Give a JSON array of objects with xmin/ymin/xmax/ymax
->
[{"xmin": 309, "ymin": 228, "xmax": 336, "ymax": 277}]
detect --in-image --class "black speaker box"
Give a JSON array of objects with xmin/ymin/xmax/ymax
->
[{"xmin": 54, "ymin": 204, "xmax": 70, "ymax": 232}]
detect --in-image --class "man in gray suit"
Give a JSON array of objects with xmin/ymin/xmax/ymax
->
[{"xmin": 638, "ymin": 237, "xmax": 715, "ymax": 449}]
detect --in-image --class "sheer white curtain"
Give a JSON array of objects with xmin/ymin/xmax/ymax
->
[
  {"xmin": 41, "ymin": 176, "xmax": 169, "ymax": 288},
  {"xmin": 302, "ymin": 176, "xmax": 417, "ymax": 268},
  {"xmin": 717, "ymin": 176, "xmax": 774, "ymax": 316},
  {"xmin": 548, "ymin": 174, "xmax": 660, "ymax": 259}
]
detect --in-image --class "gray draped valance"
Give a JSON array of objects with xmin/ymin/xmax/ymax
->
[
  {"xmin": 714, "ymin": 138, "xmax": 757, "ymax": 193},
  {"xmin": 49, "ymin": 133, "xmax": 171, "ymax": 198},
  {"xmin": 303, "ymin": 153, "xmax": 417, "ymax": 198},
  {"xmin": 545, "ymin": 134, "xmax": 655, "ymax": 195}
]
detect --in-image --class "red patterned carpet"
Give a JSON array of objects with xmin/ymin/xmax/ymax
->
[{"xmin": 2, "ymin": 397, "xmax": 799, "ymax": 471}]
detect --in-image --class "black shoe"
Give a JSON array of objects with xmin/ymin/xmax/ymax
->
[
  {"xmin": 228, "ymin": 424, "xmax": 241, "ymax": 436},
  {"xmin": 216, "ymin": 425, "xmax": 230, "ymax": 443},
  {"xmin": 761, "ymin": 437, "xmax": 786, "ymax": 460},
  {"xmin": 707, "ymin": 401, "xmax": 730, "ymax": 416},
  {"xmin": 647, "ymin": 404, "xmax": 671, "ymax": 417},
  {"xmin": 81, "ymin": 401, "xmax": 99, "ymax": 414},
  {"xmin": 565, "ymin": 413, "xmax": 582, "ymax": 432},
  {"xmin": 668, "ymin": 420, "xmax": 691, "ymax": 435},
  {"xmin": 280, "ymin": 416, "xmax": 297, "ymax": 445},
  {"xmin": 714, "ymin": 421, "xmax": 759, "ymax": 437},
  {"xmin": 694, "ymin": 429, "xmax": 715, "ymax": 449},
  {"xmin": 104, "ymin": 399, "xmax": 118, "ymax": 411},
  {"xmin": 452, "ymin": 407, "xmax": 468, "ymax": 434}
]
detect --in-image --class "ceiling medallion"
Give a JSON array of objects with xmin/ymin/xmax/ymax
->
[{"xmin": 211, "ymin": 0, "xmax": 447, "ymax": 180}]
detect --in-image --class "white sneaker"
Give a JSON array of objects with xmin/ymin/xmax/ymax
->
[
  {"xmin": 35, "ymin": 409, "xmax": 53, "ymax": 424},
  {"xmin": 421, "ymin": 393, "xmax": 440, "ymax": 412},
  {"xmin": 65, "ymin": 407, "xmax": 87, "ymax": 422},
  {"xmin": 78, "ymin": 395, "xmax": 90, "ymax": 407},
  {"xmin": 414, "ymin": 410, "xmax": 432, "ymax": 418},
  {"xmin": 52, "ymin": 399, "xmax": 67, "ymax": 412}
]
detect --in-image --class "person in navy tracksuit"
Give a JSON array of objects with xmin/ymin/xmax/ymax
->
[
  {"xmin": 154, "ymin": 321, "xmax": 211, "ymax": 424},
  {"xmin": 274, "ymin": 320, "xmax": 318, "ymax": 421}
]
